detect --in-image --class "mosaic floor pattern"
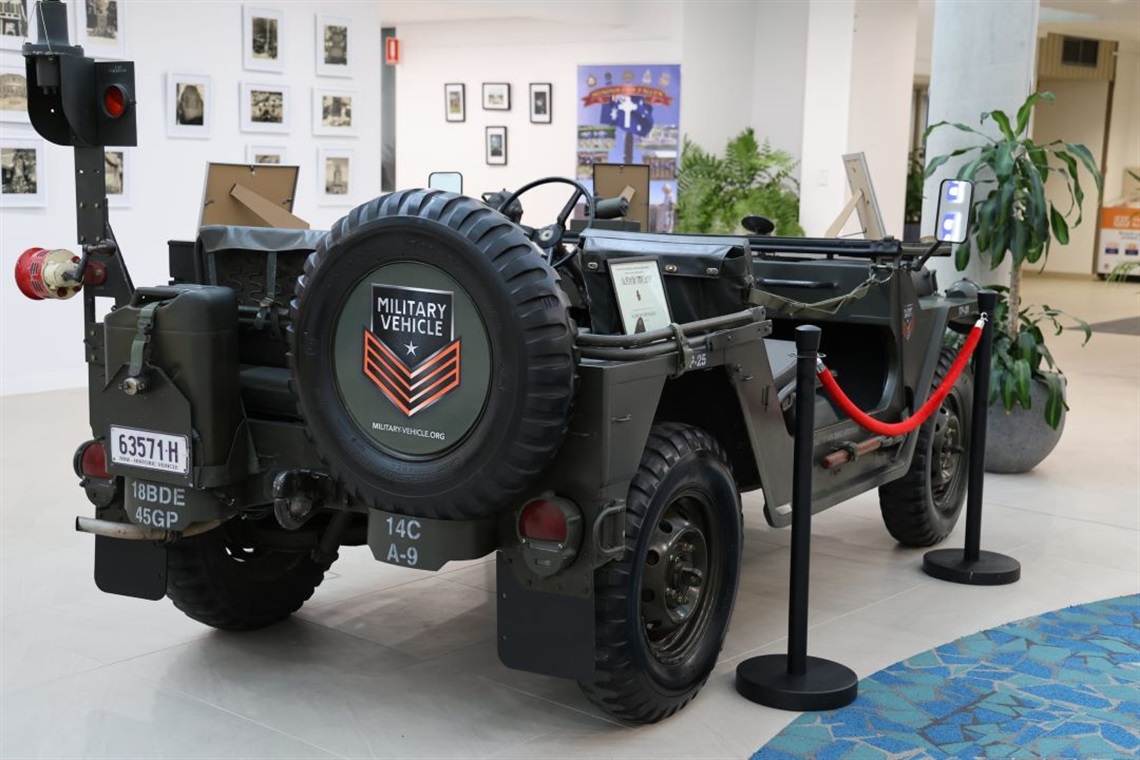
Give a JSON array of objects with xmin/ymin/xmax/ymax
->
[{"xmin": 754, "ymin": 594, "xmax": 1140, "ymax": 759}]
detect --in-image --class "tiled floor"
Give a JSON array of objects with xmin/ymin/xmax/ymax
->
[{"xmin": 1, "ymin": 274, "xmax": 1137, "ymax": 759}]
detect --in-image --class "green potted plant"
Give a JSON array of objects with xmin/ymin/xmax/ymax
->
[
  {"xmin": 676, "ymin": 128, "xmax": 804, "ymax": 236},
  {"xmin": 904, "ymin": 150, "xmax": 924, "ymax": 241},
  {"xmin": 924, "ymin": 92, "xmax": 1101, "ymax": 472}
]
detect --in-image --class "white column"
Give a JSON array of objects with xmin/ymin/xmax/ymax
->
[
  {"xmin": 798, "ymin": 0, "xmax": 857, "ymax": 237},
  {"xmin": 848, "ymin": 0, "xmax": 919, "ymax": 236},
  {"xmin": 922, "ymin": 0, "xmax": 1040, "ymax": 286},
  {"xmin": 751, "ymin": 0, "xmax": 810, "ymax": 161},
  {"xmin": 798, "ymin": 0, "xmax": 917, "ymax": 237},
  {"xmin": 679, "ymin": 0, "xmax": 759, "ymax": 153}
]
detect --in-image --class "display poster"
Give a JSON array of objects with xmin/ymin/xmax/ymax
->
[
  {"xmin": 1097, "ymin": 205, "xmax": 1140, "ymax": 274},
  {"xmin": 608, "ymin": 258, "xmax": 672, "ymax": 334},
  {"xmin": 577, "ymin": 64, "xmax": 681, "ymax": 233}
]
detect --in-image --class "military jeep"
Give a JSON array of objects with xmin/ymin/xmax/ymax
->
[{"xmin": 17, "ymin": 1, "xmax": 978, "ymax": 724}]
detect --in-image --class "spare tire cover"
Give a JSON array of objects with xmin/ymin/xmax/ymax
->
[{"xmin": 290, "ymin": 190, "xmax": 576, "ymax": 520}]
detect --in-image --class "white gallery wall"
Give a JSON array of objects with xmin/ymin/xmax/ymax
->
[{"xmin": 1, "ymin": 0, "xmax": 382, "ymax": 395}]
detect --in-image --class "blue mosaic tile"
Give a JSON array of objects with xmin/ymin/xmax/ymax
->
[{"xmin": 752, "ymin": 595, "xmax": 1140, "ymax": 760}]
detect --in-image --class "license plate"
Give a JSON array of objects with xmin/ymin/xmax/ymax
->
[{"xmin": 109, "ymin": 425, "xmax": 189, "ymax": 475}]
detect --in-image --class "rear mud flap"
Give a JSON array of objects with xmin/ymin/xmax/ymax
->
[
  {"xmin": 496, "ymin": 554, "xmax": 594, "ymax": 680},
  {"xmin": 94, "ymin": 535, "xmax": 167, "ymax": 600}
]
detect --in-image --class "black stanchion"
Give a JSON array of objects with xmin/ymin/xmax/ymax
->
[
  {"xmin": 923, "ymin": 289, "xmax": 1021, "ymax": 585},
  {"xmin": 735, "ymin": 325, "xmax": 858, "ymax": 711}
]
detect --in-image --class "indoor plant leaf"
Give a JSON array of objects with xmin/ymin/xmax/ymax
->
[
  {"xmin": 1014, "ymin": 92, "xmax": 1053, "ymax": 136},
  {"xmin": 1049, "ymin": 204, "xmax": 1070, "ymax": 245}
]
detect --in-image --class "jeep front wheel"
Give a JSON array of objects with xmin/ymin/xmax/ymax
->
[
  {"xmin": 878, "ymin": 345, "xmax": 973, "ymax": 546},
  {"xmin": 579, "ymin": 423, "xmax": 743, "ymax": 723}
]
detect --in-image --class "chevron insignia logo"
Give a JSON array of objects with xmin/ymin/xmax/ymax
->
[{"xmin": 363, "ymin": 284, "xmax": 461, "ymax": 417}]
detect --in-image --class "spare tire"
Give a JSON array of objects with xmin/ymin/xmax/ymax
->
[{"xmin": 290, "ymin": 190, "xmax": 576, "ymax": 520}]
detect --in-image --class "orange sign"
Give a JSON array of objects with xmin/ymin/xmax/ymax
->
[
  {"xmin": 1100, "ymin": 206, "xmax": 1140, "ymax": 230},
  {"xmin": 385, "ymin": 37, "xmax": 400, "ymax": 65}
]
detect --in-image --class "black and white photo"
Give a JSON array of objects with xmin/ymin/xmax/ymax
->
[
  {"xmin": 0, "ymin": 66, "xmax": 28, "ymax": 122},
  {"xmin": 0, "ymin": 0, "xmax": 27, "ymax": 50},
  {"xmin": 316, "ymin": 14, "xmax": 351, "ymax": 77},
  {"xmin": 444, "ymin": 83, "xmax": 465, "ymax": 122},
  {"xmin": 482, "ymin": 82, "xmax": 510, "ymax": 111},
  {"xmin": 1, "ymin": 137, "xmax": 44, "ymax": 206},
  {"xmin": 75, "ymin": 0, "xmax": 125, "ymax": 58},
  {"xmin": 251, "ymin": 90, "xmax": 284, "ymax": 123},
  {"xmin": 166, "ymin": 73, "xmax": 211, "ymax": 138},
  {"xmin": 529, "ymin": 82, "xmax": 552, "ymax": 124},
  {"xmin": 318, "ymin": 147, "xmax": 353, "ymax": 204},
  {"xmin": 312, "ymin": 88, "xmax": 356, "ymax": 135},
  {"xmin": 485, "ymin": 125, "xmax": 507, "ymax": 166},
  {"xmin": 243, "ymin": 6, "xmax": 283, "ymax": 73},
  {"xmin": 246, "ymin": 144, "xmax": 287, "ymax": 165},
  {"xmin": 241, "ymin": 82, "xmax": 290, "ymax": 133},
  {"xmin": 104, "ymin": 148, "xmax": 129, "ymax": 207},
  {"xmin": 176, "ymin": 83, "xmax": 205, "ymax": 125}
]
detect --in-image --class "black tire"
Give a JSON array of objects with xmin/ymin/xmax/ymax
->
[
  {"xmin": 290, "ymin": 190, "xmax": 576, "ymax": 520},
  {"xmin": 579, "ymin": 423, "xmax": 743, "ymax": 724},
  {"xmin": 879, "ymin": 346, "xmax": 973, "ymax": 546},
  {"xmin": 166, "ymin": 520, "xmax": 333, "ymax": 631}
]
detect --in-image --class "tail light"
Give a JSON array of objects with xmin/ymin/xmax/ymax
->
[
  {"xmin": 14, "ymin": 247, "xmax": 82, "ymax": 300},
  {"xmin": 517, "ymin": 495, "xmax": 583, "ymax": 578},
  {"xmin": 74, "ymin": 440, "xmax": 110, "ymax": 480},
  {"xmin": 519, "ymin": 498, "xmax": 570, "ymax": 543}
]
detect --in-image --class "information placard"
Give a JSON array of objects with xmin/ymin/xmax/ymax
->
[{"xmin": 608, "ymin": 257, "xmax": 672, "ymax": 334}]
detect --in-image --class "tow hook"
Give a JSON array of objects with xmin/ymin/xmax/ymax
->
[{"xmin": 271, "ymin": 469, "xmax": 335, "ymax": 530}]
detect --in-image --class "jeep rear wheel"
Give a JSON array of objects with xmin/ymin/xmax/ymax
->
[
  {"xmin": 166, "ymin": 519, "xmax": 333, "ymax": 630},
  {"xmin": 878, "ymin": 345, "xmax": 973, "ymax": 546},
  {"xmin": 579, "ymin": 423, "xmax": 743, "ymax": 724},
  {"xmin": 290, "ymin": 190, "xmax": 576, "ymax": 520}
]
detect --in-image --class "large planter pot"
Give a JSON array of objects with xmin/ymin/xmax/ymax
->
[{"xmin": 984, "ymin": 375, "xmax": 1067, "ymax": 473}]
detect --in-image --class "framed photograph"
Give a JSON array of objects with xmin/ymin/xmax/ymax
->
[
  {"xmin": 1, "ymin": 136, "xmax": 45, "ymax": 207},
  {"xmin": 243, "ymin": 5, "xmax": 283, "ymax": 73},
  {"xmin": 485, "ymin": 126, "xmax": 507, "ymax": 166},
  {"xmin": 75, "ymin": 0, "xmax": 125, "ymax": 59},
  {"xmin": 482, "ymin": 82, "xmax": 510, "ymax": 111},
  {"xmin": 165, "ymin": 73, "xmax": 211, "ymax": 138},
  {"xmin": 312, "ymin": 87, "xmax": 356, "ymax": 136},
  {"xmin": 318, "ymin": 147, "xmax": 353, "ymax": 205},
  {"xmin": 0, "ymin": 0, "xmax": 29, "ymax": 51},
  {"xmin": 240, "ymin": 82, "xmax": 290, "ymax": 133},
  {"xmin": 315, "ymin": 14, "xmax": 351, "ymax": 77},
  {"xmin": 246, "ymin": 144, "xmax": 288, "ymax": 164},
  {"xmin": 104, "ymin": 148, "xmax": 129, "ymax": 207},
  {"xmin": 444, "ymin": 83, "xmax": 465, "ymax": 123},
  {"xmin": 0, "ymin": 65, "xmax": 29, "ymax": 123},
  {"xmin": 529, "ymin": 83, "xmax": 551, "ymax": 124}
]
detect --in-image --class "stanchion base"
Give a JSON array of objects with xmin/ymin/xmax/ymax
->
[
  {"xmin": 735, "ymin": 654, "xmax": 858, "ymax": 712},
  {"xmin": 923, "ymin": 548, "xmax": 1020, "ymax": 585}
]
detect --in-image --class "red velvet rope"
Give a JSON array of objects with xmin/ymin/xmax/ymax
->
[{"xmin": 816, "ymin": 320, "xmax": 984, "ymax": 437}]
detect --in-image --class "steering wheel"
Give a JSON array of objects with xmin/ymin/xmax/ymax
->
[{"xmin": 495, "ymin": 177, "xmax": 596, "ymax": 263}]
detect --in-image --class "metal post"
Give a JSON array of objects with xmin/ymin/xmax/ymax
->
[
  {"xmin": 923, "ymin": 289, "xmax": 1021, "ymax": 585},
  {"xmin": 735, "ymin": 325, "xmax": 858, "ymax": 711},
  {"xmin": 963, "ymin": 290, "xmax": 994, "ymax": 561},
  {"xmin": 786, "ymin": 325, "xmax": 819, "ymax": 675}
]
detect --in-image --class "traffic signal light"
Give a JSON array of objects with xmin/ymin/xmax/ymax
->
[{"xmin": 93, "ymin": 61, "xmax": 137, "ymax": 146}]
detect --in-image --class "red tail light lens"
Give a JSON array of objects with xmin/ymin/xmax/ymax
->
[
  {"xmin": 103, "ymin": 85, "xmax": 127, "ymax": 118},
  {"xmin": 519, "ymin": 498, "xmax": 568, "ymax": 543},
  {"xmin": 77, "ymin": 441, "xmax": 110, "ymax": 479}
]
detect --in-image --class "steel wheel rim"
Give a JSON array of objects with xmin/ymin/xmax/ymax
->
[
  {"xmin": 930, "ymin": 393, "xmax": 965, "ymax": 513},
  {"xmin": 640, "ymin": 489, "xmax": 722, "ymax": 663},
  {"xmin": 221, "ymin": 522, "xmax": 306, "ymax": 582}
]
